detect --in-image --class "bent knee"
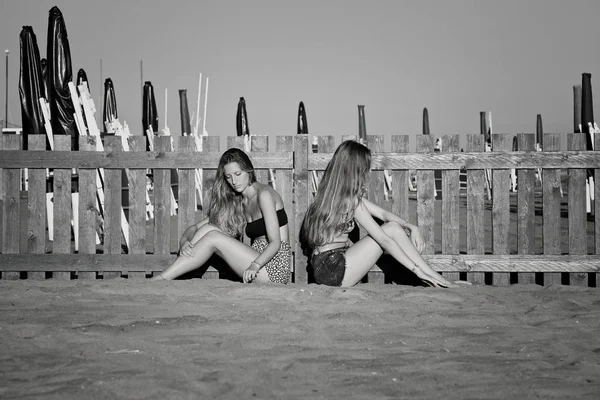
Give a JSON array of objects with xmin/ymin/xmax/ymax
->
[{"xmin": 382, "ymin": 221, "xmax": 406, "ymax": 236}]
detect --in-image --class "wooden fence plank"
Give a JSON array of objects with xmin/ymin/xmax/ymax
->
[
  {"xmin": 491, "ymin": 134, "xmax": 511, "ymax": 286},
  {"xmin": 465, "ymin": 134, "xmax": 485, "ymax": 284},
  {"xmin": 367, "ymin": 135, "xmax": 386, "ymax": 284},
  {"xmin": 390, "ymin": 135, "xmax": 410, "ymax": 229},
  {"xmin": 251, "ymin": 136, "xmax": 270, "ymax": 186},
  {"xmin": 175, "ymin": 136, "xmax": 196, "ymax": 258},
  {"xmin": 276, "ymin": 136, "xmax": 295, "ymax": 279},
  {"xmin": 52, "ymin": 136, "xmax": 72, "ymax": 280},
  {"xmin": 517, "ymin": 133, "xmax": 537, "ymax": 284},
  {"xmin": 416, "ymin": 135, "xmax": 435, "ymax": 254},
  {"xmin": 441, "ymin": 134, "xmax": 460, "ymax": 254},
  {"xmin": 102, "ymin": 136, "xmax": 124, "ymax": 279},
  {"xmin": 27, "ymin": 136, "xmax": 47, "ymax": 280},
  {"xmin": 568, "ymin": 133, "xmax": 588, "ymax": 286},
  {"xmin": 153, "ymin": 137, "xmax": 172, "ymax": 257},
  {"xmin": 77, "ymin": 136, "xmax": 98, "ymax": 280},
  {"xmin": 128, "ymin": 136, "xmax": 148, "ymax": 260},
  {"xmin": 1, "ymin": 134, "xmax": 22, "ymax": 279},
  {"xmin": 294, "ymin": 135, "xmax": 309, "ymax": 284},
  {"xmin": 542, "ymin": 133, "xmax": 563, "ymax": 286},
  {"xmin": 200, "ymin": 136, "xmax": 220, "ymax": 279}
]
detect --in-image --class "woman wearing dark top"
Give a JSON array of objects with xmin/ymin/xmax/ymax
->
[
  {"xmin": 153, "ymin": 148, "xmax": 291, "ymax": 283},
  {"xmin": 301, "ymin": 140, "xmax": 460, "ymax": 288}
]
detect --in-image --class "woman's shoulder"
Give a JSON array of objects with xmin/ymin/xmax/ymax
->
[{"xmin": 256, "ymin": 182, "xmax": 283, "ymax": 204}]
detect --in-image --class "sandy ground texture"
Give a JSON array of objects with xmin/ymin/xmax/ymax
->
[{"xmin": 1, "ymin": 279, "xmax": 599, "ymax": 400}]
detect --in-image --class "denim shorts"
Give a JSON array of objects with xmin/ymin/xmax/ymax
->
[{"xmin": 311, "ymin": 248, "xmax": 347, "ymax": 286}]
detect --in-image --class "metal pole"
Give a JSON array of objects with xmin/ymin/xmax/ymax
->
[{"xmin": 4, "ymin": 49, "xmax": 8, "ymax": 128}]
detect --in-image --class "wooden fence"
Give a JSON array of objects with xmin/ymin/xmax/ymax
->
[{"xmin": 1, "ymin": 132, "xmax": 600, "ymax": 287}]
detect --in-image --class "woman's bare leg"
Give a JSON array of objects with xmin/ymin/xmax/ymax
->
[
  {"xmin": 153, "ymin": 231, "xmax": 271, "ymax": 282},
  {"xmin": 342, "ymin": 221, "xmax": 451, "ymax": 287}
]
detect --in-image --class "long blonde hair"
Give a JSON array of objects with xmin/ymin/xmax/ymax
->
[
  {"xmin": 207, "ymin": 148, "xmax": 257, "ymax": 237},
  {"xmin": 301, "ymin": 140, "xmax": 371, "ymax": 247}
]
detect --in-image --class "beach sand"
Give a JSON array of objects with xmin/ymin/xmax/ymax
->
[{"xmin": 1, "ymin": 279, "xmax": 599, "ymax": 399}]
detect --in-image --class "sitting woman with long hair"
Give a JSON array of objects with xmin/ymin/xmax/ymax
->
[
  {"xmin": 152, "ymin": 148, "xmax": 291, "ymax": 284},
  {"xmin": 301, "ymin": 140, "xmax": 456, "ymax": 288}
]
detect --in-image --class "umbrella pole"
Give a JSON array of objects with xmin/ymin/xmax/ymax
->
[{"xmin": 39, "ymin": 97, "xmax": 55, "ymax": 241}]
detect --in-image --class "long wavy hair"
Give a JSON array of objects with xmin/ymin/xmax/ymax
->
[
  {"xmin": 208, "ymin": 148, "xmax": 257, "ymax": 237},
  {"xmin": 301, "ymin": 140, "xmax": 371, "ymax": 248}
]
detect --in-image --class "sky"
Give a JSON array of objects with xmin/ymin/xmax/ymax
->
[{"xmin": 1, "ymin": 0, "xmax": 600, "ymax": 149}]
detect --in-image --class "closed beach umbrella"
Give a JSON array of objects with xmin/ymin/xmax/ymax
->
[
  {"xmin": 76, "ymin": 68, "xmax": 88, "ymax": 92},
  {"xmin": 297, "ymin": 101, "xmax": 308, "ymax": 134},
  {"xmin": 102, "ymin": 78, "xmax": 118, "ymax": 133},
  {"xmin": 573, "ymin": 84, "xmax": 582, "ymax": 133},
  {"xmin": 18, "ymin": 26, "xmax": 46, "ymax": 150},
  {"xmin": 46, "ymin": 5, "xmax": 77, "ymax": 149},
  {"xmin": 179, "ymin": 89, "xmax": 191, "ymax": 136},
  {"xmin": 357, "ymin": 105, "xmax": 367, "ymax": 143},
  {"xmin": 480, "ymin": 111, "xmax": 490, "ymax": 145},
  {"xmin": 422, "ymin": 107, "xmax": 430, "ymax": 135},
  {"xmin": 236, "ymin": 97, "xmax": 250, "ymax": 137},
  {"xmin": 536, "ymin": 114, "xmax": 543, "ymax": 149},
  {"xmin": 142, "ymin": 81, "xmax": 159, "ymax": 133},
  {"xmin": 581, "ymin": 73, "xmax": 594, "ymax": 150}
]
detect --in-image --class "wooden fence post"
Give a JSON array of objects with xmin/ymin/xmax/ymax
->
[
  {"xmin": 416, "ymin": 135, "xmax": 436, "ymax": 254},
  {"xmin": 517, "ymin": 133, "xmax": 537, "ymax": 284},
  {"xmin": 542, "ymin": 133, "xmax": 562, "ymax": 286},
  {"xmin": 491, "ymin": 134, "xmax": 511, "ymax": 286},
  {"xmin": 568, "ymin": 133, "xmax": 588, "ymax": 286},
  {"xmin": 2, "ymin": 134, "xmax": 22, "ymax": 279},
  {"xmin": 78, "ymin": 135, "xmax": 99, "ymax": 279},
  {"xmin": 27, "ymin": 135, "xmax": 47, "ymax": 280},
  {"xmin": 294, "ymin": 135, "xmax": 309, "ymax": 284},
  {"xmin": 465, "ymin": 134, "xmax": 485, "ymax": 284}
]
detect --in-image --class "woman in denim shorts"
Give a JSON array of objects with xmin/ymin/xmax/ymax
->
[{"xmin": 301, "ymin": 140, "xmax": 458, "ymax": 288}]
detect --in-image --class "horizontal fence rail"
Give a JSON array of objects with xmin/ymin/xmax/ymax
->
[{"xmin": 1, "ymin": 132, "xmax": 600, "ymax": 287}]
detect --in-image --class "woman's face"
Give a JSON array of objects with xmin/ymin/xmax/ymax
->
[{"xmin": 223, "ymin": 162, "xmax": 251, "ymax": 192}]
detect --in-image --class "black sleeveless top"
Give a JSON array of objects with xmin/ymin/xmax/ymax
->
[{"xmin": 245, "ymin": 208, "xmax": 288, "ymax": 239}]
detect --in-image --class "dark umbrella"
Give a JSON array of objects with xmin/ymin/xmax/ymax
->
[
  {"xmin": 573, "ymin": 84, "xmax": 582, "ymax": 133},
  {"xmin": 103, "ymin": 78, "xmax": 118, "ymax": 134},
  {"xmin": 536, "ymin": 114, "xmax": 543, "ymax": 150},
  {"xmin": 76, "ymin": 68, "xmax": 89, "ymax": 93},
  {"xmin": 357, "ymin": 105, "xmax": 367, "ymax": 143},
  {"xmin": 236, "ymin": 97, "xmax": 250, "ymax": 137},
  {"xmin": 422, "ymin": 107, "xmax": 430, "ymax": 135},
  {"xmin": 480, "ymin": 111, "xmax": 490, "ymax": 145},
  {"xmin": 179, "ymin": 89, "xmax": 192, "ymax": 135},
  {"xmin": 18, "ymin": 26, "xmax": 46, "ymax": 150},
  {"xmin": 581, "ymin": 73, "xmax": 594, "ymax": 150},
  {"xmin": 142, "ymin": 81, "xmax": 158, "ymax": 150},
  {"xmin": 46, "ymin": 6, "xmax": 77, "ymax": 149},
  {"xmin": 297, "ymin": 101, "xmax": 308, "ymax": 134}
]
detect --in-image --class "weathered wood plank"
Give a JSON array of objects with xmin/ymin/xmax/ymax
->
[
  {"xmin": 568, "ymin": 133, "xmax": 589, "ymax": 286},
  {"xmin": 199, "ymin": 136, "xmax": 220, "ymax": 279},
  {"xmin": 1, "ymin": 134, "xmax": 22, "ymax": 279},
  {"xmin": 128, "ymin": 136, "xmax": 148, "ymax": 259},
  {"xmin": 175, "ymin": 136, "xmax": 196, "ymax": 257},
  {"xmin": 0, "ymin": 150, "xmax": 293, "ymax": 169},
  {"xmin": 465, "ymin": 134, "xmax": 485, "ymax": 284},
  {"xmin": 390, "ymin": 135, "xmax": 410, "ymax": 227},
  {"xmin": 367, "ymin": 135, "xmax": 386, "ymax": 284},
  {"xmin": 251, "ymin": 136, "xmax": 270, "ymax": 186},
  {"xmin": 102, "ymin": 136, "xmax": 123, "ymax": 279},
  {"xmin": 491, "ymin": 134, "xmax": 511, "ymax": 286},
  {"xmin": 153, "ymin": 137, "xmax": 172, "ymax": 256},
  {"xmin": 416, "ymin": 135, "xmax": 436, "ymax": 254},
  {"xmin": 517, "ymin": 133, "xmax": 536, "ymax": 284},
  {"xmin": 542, "ymin": 133, "xmax": 563, "ymax": 286},
  {"xmin": 52, "ymin": 136, "xmax": 72, "ymax": 280},
  {"xmin": 276, "ymin": 136, "xmax": 295, "ymax": 279},
  {"xmin": 27, "ymin": 136, "xmax": 47, "ymax": 280},
  {"xmin": 77, "ymin": 136, "xmax": 99, "ymax": 280},
  {"xmin": 294, "ymin": 135, "xmax": 309, "ymax": 284},
  {"xmin": 2, "ymin": 253, "xmax": 599, "ymax": 273}
]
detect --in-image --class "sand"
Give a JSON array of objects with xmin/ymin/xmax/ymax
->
[{"xmin": 1, "ymin": 279, "xmax": 599, "ymax": 399}]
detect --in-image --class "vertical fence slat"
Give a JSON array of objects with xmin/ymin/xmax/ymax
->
[
  {"xmin": 391, "ymin": 135, "xmax": 410, "ymax": 227},
  {"xmin": 276, "ymin": 136, "xmax": 295, "ymax": 278},
  {"xmin": 27, "ymin": 136, "xmax": 47, "ymax": 280},
  {"xmin": 596, "ymin": 133, "xmax": 600, "ymax": 288},
  {"xmin": 251, "ymin": 136, "xmax": 270, "ymax": 187},
  {"xmin": 465, "ymin": 134, "xmax": 485, "ymax": 284},
  {"xmin": 227, "ymin": 136, "xmax": 244, "ymax": 150},
  {"xmin": 102, "ymin": 136, "xmax": 123, "ymax": 279},
  {"xmin": 491, "ymin": 134, "xmax": 511, "ymax": 286},
  {"xmin": 153, "ymin": 136, "xmax": 172, "ymax": 256},
  {"xmin": 416, "ymin": 135, "xmax": 436, "ymax": 254},
  {"xmin": 367, "ymin": 135, "xmax": 386, "ymax": 284},
  {"xmin": 441, "ymin": 134, "xmax": 460, "ymax": 253},
  {"xmin": 542, "ymin": 133, "xmax": 562, "ymax": 286},
  {"xmin": 128, "ymin": 136, "xmax": 149, "ymax": 278},
  {"xmin": 52, "ymin": 136, "xmax": 72, "ymax": 280},
  {"xmin": 568, "ymin": 133, "xmax": 588, "ymax": 286},
  {"xmin": 200, "ymin": 136, "xmax": 220, "ymax": 279},
  {"xmin": 78, "ymin": 136, "xmax": 98, "ymax": 280},
  {"xmin": 294, "ymin": 135, "xmax": 309, "ymax": 284},
  {"xmin": 176, "ymin": 136, "xmax": 196, "ymax": 255},
  {"xmin": 517, "ymin": 133, "xmax": 536, "ymax": 284},
  {"xmin": 2, "ymin": 134, "xmax": 22, "ymax": 279}
]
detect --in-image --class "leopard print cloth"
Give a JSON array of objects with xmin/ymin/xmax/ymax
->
[{"xmin": 251, "ymin": 239, "xmax": 291, "ymax": 284}]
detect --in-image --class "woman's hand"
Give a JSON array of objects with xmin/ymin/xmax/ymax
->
[
  {"xmin": 179, "ymin": 240, "xmax": 195, "ymax": 258},
  {"xmin": 243, "ymin": 263, "xmax": 260, "ymax": 283},
  {"xmin": 407, "ymin": 225, "xmax": 425, "ymax": 253}
]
